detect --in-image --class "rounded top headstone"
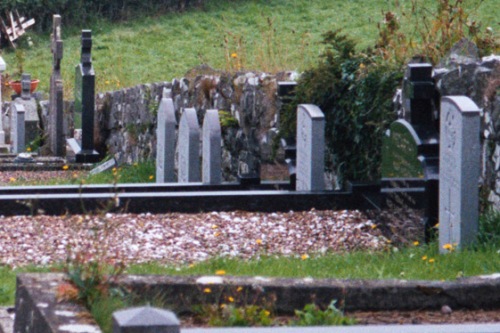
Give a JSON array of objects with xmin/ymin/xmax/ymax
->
[{"xmin": 113, "ymin": 306, "xmax": 180, "ymax": 327}]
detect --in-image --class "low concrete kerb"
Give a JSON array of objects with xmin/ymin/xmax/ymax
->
[{"xmin": 12, "ymin": 273, "xmax": 500, "ymax": 333}]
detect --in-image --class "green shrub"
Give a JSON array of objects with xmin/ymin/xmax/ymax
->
[
  {"xmin": 476, "ymin": 208, "xmax": 500, "ymax": 249},
  {"xmin": 281, "ymin": 30, "xmax": 401, "ymax": 187},
  {"xmin": 292, "ymin": 300, "xmax": 356, "ymax": 326}
]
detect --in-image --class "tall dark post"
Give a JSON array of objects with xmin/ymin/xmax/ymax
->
[
  {"xmin": 75, "ymin": 30, "xmax": 99, "ymax": 163},
  {"xmin": 49, "ymin": 15, "xmax": 65, "ymax": 156}
]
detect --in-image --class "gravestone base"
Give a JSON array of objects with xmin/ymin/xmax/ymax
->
[{"xmin": 76, "ymin": 149, "xmax": 100, "ymax": 163}]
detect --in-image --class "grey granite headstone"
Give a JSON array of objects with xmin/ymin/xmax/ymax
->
[
  {"xmin": 49, "ymin": 15, "xmax": 65, "ymax": 156},
  {"xmin": 178, "ymin": 108, "xmax": 200, "ymax": 183},
  {"xmin": 112, "ymin": 306, "xmax": 180, "ymax": 333},
  {"xmin": 11, "ymin": 103, "xmax": 25, "ymax": 153},
  {"xmin": 439, "ymin": 96, "xmax": 480, "ymax": 252},
  {"xmin": 156, "ymin": 96, "xmax": 177, "ymax": 183},
  {"xmin": 75, "ymin": 30, "xmax": 99, "ymax": 163},
  {"xmin": 296, "ymin": 104, "xmax": 325, "ymax": 191},
  {"xmin": 202, "ymin": 109, "xmax": 222, "ymax": 184}
]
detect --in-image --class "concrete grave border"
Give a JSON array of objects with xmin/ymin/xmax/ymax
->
[{"xmin": 12, "ymin": 273, "xmax": 500, "ymax": 333}]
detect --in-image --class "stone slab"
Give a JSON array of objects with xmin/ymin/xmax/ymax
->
[
  {"xmin": 89, "ymin": 157, "xmax": 117, "ymax": 175},
  {"xmin": 156, "ymin": 97, "xmax": 177, "ymax": 183}
]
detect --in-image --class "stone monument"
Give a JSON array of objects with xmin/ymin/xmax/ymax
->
[
  {"xmin": 74, "ymin": 30, "xmax": 100, "ymax": 163},
  {"xmin": 156, "ymin": 91, "xmax": 177, "ymax": 183},
  {"xmin": 178, "ymin": 108, "xmax": 200, "ymax": 182},
  {"xmin": 439, "ymin": 96, "xmax": 480, "ymax": 252},
  {"xmin": 296, "ymin": 104, "xmax": 325, "ymax": 191},
  {"xmin": 49, "ymin": 14, "xmax": 65, "ymax": 156},
  {"xmin": 202, "ymin": 109, "xmax": 222, "ymax": 184}
]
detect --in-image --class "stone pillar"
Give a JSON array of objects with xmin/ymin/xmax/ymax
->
[
  {"xmin": 178, "ymin": 108, "xmax": 200, "ymax": 183},
  {"xmin": 75, "ymin": 30, "xmax": 99, "ymax": 163},
  {"xmin": 296, "ymin": 104, "xmax": 325, "ymax": 191},
  {"xmin": 49, "ymin": 14, "xmax": 65, "ymax": 156},
  {"xmin": 11, "ymin": 103, "xmax": 25, "ymax": 154},
  {"xmin": 156, "ymin": 92, "xmax": 177, "ymax": 183},
  {"xmin": 202, "ymin": 109, "xmax": 222, "ymax": 184},
  {"xmin": 439, "ymin": 96, "xmax": 480, "ymax": 252}
]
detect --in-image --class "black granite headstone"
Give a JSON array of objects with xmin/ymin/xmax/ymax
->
[
  {"xmin": 75, "ymin": 30, "xmax": 99, "ymax": 163},
  {"xmin": 382, "ymin": 63, "xmax": 439, "ymax": 242}
]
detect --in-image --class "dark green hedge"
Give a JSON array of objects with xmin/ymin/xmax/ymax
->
[{"xmin": 1, "ymin": 0, "xmax": 204, "ymax": 31}]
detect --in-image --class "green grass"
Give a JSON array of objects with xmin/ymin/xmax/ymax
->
[
  {"xmin": 2, "ymin": 242, "xmax": 500, "ymax": 307},
  {"xmin": 126, "ymin": 242, "xmax": 500, "ymax": 281},
  {"xmin": 1, "ymin": 0, "xmax": 497, "ymax": 98}
]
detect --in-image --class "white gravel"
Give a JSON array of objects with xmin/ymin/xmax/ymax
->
[{"xmin": 0, "ymin": 209, "xmax": 388, "ymax": 268}]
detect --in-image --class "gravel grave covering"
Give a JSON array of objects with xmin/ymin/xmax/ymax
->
[{"xmin": 0, "ymin": 210, "xmax": 386, "ymax": 267}]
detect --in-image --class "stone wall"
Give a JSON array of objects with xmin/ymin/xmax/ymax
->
[{"xmin": 94, "ymin": 68, "xmax": 295, "ymax": 180}]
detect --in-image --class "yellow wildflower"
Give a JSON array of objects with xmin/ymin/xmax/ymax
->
[
  {"xmin": 413, "ymin": 241, "xmax": 419, "ymax": 246},
  {"xmin": 26, "ymin": 147, "xmax": 31, "ymax": 152},
  {"xmin": 371, "ymin": 224, "xmax": 377, "ymax": 229},
  {"xmin": 148, "ymin": 175, "xmax": 154, "ymax": 180},
  {"xmin": 301, "ymin": 254, "xmax": 309, "ymax": 260},
  {"xmin": 256, "ymin": 239, "xmax": 263, "ymax": 245},
  {"xmin": 263, "ymin": 310, "xmax": 270, "ymax": 317},
  {"xmin": 442, "ymin": 243, "xmax": 453, "ymax": 251},
  {"xmin": 236, "ymin": 286, "xmax": 243, "ymax": 292},
  {"xmin": 228, "ymin": 296, "xmax": 234, "ymax": 303},
  {"xmin": 203, "ymin": 288, "xmax": 211, "ymax": 293},
  {"xmin": 231, "ymin": 53, "xmax": 238, "ymax": 58},
  {"xmin": 422, "ymin": 255, "xmax": 428, "ymax": 261},
  {"xmin": 9, "ymin": 177, "xmax": 16, "ymax": 182},
  {"xmin": 215, "ymin": 270, "xmax": 226, "ymax": 276},
  {"xmin": 428, "ymin": 258, "xmax": 435, "ymax": 263},
  {"xmin": 62, "ymin": 165, "xmax": 69, "ymax": 170}
]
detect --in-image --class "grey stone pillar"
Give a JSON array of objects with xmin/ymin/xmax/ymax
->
[
  {"xmin": 11, "ymin": 103, "xmax": 25, "ymax": 153},
  {"xmin": 439, "ymin": 96, "xmax": 480, "ymax": 252},
  {"xmin": 49, "ymin": 14, "xmax": 65, "ymax": 156}
]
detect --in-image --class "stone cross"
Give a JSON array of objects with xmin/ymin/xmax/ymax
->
[
  {"xmin": 49, "ymin": 15, "xmax": 65, "ymax": 156},
  {"xmin": 112, "ymin": 306, "xmax": 180, "ymax": 333},
  {"xmin": 439, "ymin": 96, "xmax": 480, "ymax": 252},
  {"xmin": 202, "ymin": 109, "xmax": 222, "ymax": 184},
  {"xmin": 11, "ymin": 102, "xmax": 25, "ymax": 154},
  {"xmin": 75, "ymin": 30, "xmax": 99, "ymax": 163},
  {"xmin": 178, "ymin": 108, "xmax": 200, "ymax": 183},
  {"xmin": 296, "ymin": 104, "xmax": 325, "ymax": 191},
  {"xmin": 156, "ymin": 93, "xmax": 177, "ymax": 183}
]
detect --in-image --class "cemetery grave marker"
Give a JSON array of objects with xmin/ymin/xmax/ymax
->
[
  {"xmin": 89, "ymin": 157, "xmax": 117, "ymax": 175},
  {"xmin": 15, "ymin": 73, "xmax": 40, "ymax": 148},
  {"xmin": 439, "ymin": 96, "xmax": 480, "ymax": 252},
  {"xmin": 74, "ymin": 30, "xmax": 100, "ymax": 163},
  {"xmin": 0, "ymin": 56, "xmax": 7, "ymax": 152},
  {"xmin": 49, "ymin": 15, "xmax": 65, "ymax": 156},
  {"xmin": 113, "ymin": 306, "xmax": 180, "ymax": 333},
  {"xmin": 11, "ymin": 102, "xmax": 25, "ymax": 154},
  {"xmin": 178, "ymin": 108, "xmax": 200, "ymax": 182},
  {"xmin": 381, "ymin": 63, "xmax": 439, "ymax": 241},
  {"xmin": 156, "ymin": 92, "xmax": 177, "ymax": 183},
  {"xmin": 202, "ymin": 109, "xmax": 222, "ymax": 184},
  {"xmin": 296, "ymin": 104, "xmax": 325, "ymax": 191}
]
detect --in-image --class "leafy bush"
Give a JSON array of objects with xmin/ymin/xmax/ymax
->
[
  {"xmin": 292, "ymin": 300, "xmax": 356, "ymax": 326},
  {"xmin": 281, "ymin": 30, "xmax": 401, "ymax": 187},
  {"xmin": 476, "ymin": 208, "xmax": 500, "ymax": 249}
]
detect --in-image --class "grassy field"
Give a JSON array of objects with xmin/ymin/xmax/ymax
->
[{"xmin": 1, "ymin": 0, "xmax": 497, "ymax": 98}]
